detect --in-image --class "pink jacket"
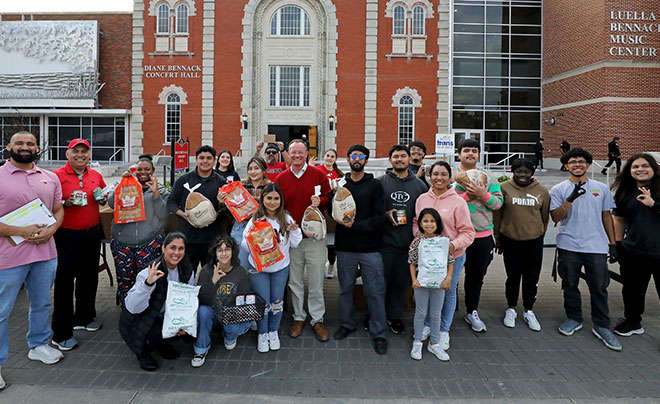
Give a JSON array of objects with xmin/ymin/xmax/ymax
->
[{"xmin": 413, "ymin": 187, "xmax": 475, "ymax": 257}]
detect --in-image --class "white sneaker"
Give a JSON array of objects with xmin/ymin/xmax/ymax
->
[
  {"xmin": 224, "ymin": 340, "xmax": 237, "ymax": 350},
  {"xmin": 421, "ymin": 326, "xmax": 431, "ymax": 341},
  {"xmin": 523, "ymin": 310, "xmax": 542, "ymax": 331},
  {"xmin": 257, "ymin": 333, "xmax": 269, "ymax": 353},
  {"xmin": 503, "ymin": 308, "xmax": 517, "ymax": 328},
  {"xmin": 464, "ymin": 310, "xmax": 487, "ymax": 332},
  {"xmin": 28, "ymin": 344, "xmax": 63, "ymax": 365},
  {"xmin": 439, "ymin": 331, "xmax": 450, "ymax": 351},
  {"xmin": 191, "ymin": 352, "xmax": 207, "ymax": 368},
  {"xmin": 325, "ymin": 263, "xmax": 335, "ymax": 279},
  {"xmin": 268, "ymin": 331, "xmax": 280, "ymax": 351},
  {"xmin": 427, "ymin": 343, "xmax": 450, "ymax": 361},
  {"xmin": 0, "ymin": 365, "xmax": 5, "ymax": 390},
  {"xmin": 410, "ymin": 340, "xmax": 423, "ymax": 360}
]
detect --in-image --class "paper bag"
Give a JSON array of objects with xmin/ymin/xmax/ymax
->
[
  {"xmin": 417, "ymin": 236, "xmax": 450, "ymax": 288},
  {"xmin": 246, "ymin": 220, "xmax": 284, "ymax": 272},
  {"xmin": 219, "ymin": 181, "xmax": 258, "ymax": 223},
  {"xmin": 162, "ymin": 281, "xmax": 201, "ymax": 338}
]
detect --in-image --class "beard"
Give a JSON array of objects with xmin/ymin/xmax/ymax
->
[
  {"xmin": 350, "ymin": 162, "xmax": 365, "ymax": 172},
  {"xmin": 10, "ymin": 149, "xmax": 38, "ymax": 163}
]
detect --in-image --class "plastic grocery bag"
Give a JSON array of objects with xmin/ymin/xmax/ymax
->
[
  {"xmin": 184, "ymin": 183, "xmax": 217, "ymax": 228},
  {"xmin": 114, "ymin": 175, "xmax": 146, "ymax": 224},
  {"xmin": 331, "ymin": 186, "xmax": 356, "ymax": 224},
  {"xmin": 301, "ymin": 206, "xmax": 326, "ymax": 240},
  {"xmin": 219, "ymin": 181, "xmax": 258, "ymax": 223},
  {"xmin": 417, "ymin": 236, "xmax": 450, "ymax": 288},
  {"xmin": 162, "ymin": 281, "xmax": 201, "ymax": 338},
  {"xmin": 246, "ymin": 220, "xmax": 284, "ymax": 272}
]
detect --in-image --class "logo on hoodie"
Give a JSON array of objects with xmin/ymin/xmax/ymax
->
[{"xmin": 390, "ymin": 191, "xmax": 410, "ymax": 203}]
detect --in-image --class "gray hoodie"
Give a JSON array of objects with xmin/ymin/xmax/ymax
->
[
  {"xmin": 108, "ymin": 185, "xmax": 170, "ymax": 246},
  {"xmin": 377, "ymin": 168, "xmax": 427, "ymax": 251}
]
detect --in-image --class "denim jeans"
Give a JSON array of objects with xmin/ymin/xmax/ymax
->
[
  {"xmin": 414, "ymin": 287, "xmax": 445, "ymax": 343},
  {"xmin": 424, "ymin": 253, "xmax": 466, "ymax": 332},
  {"xmin": 336, "ymin": 251, "xmax": 387, "ymax": 338},
  {"xmin": 194, "ymin": 305, "xmax": 251, "ymax": 355},
  {"xmin": 0, "ymin": 258, "xmax": 58, "ymax": 364},
  {"xmin": 231, "ymin": 221, "xmax": 250, "ymax": 270},
  {"xmin": 249, "ymin": 266, "xmax": 290, "ymax": 334}
]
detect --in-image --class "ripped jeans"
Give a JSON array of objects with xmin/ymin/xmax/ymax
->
[{"xmin": 249, "ymin": 266, "xmax": 290, "ymax": 334}]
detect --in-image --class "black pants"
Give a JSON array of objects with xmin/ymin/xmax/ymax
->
[
  {"xmin": 620, "ymin": 246, "xmax": 660, "ymax": 324},
  {"xmin": 534, "ymin": 153, "xmax": 543, "ymax": 169},
  {"xmin": 382, "ymin": 249, "xmax": 410, "ymax": 320},
  {"xmin": 501, "ymin": 235, "xmax": 544, "ymax": 310},
  {"xmin": 557, "ymin": 249, "xmax": 610, "ymax": 328},
  {"xmin": 52, "ymin": 227, "xmax": 102, "ymax": 342},
  {"xmin": 328, "ymin": 247, "xmax": 336, "ymax": 265},
  {"xmin": 186, "ymin": 242, "xmax": 211, "ymax": 274},
  {"xmin": 604, "ymin": 156, "xmax": 621, "ymax": 173},
  {"xmin": 464, "ymin": 236, "xmax": 495, "ymax": 313}
]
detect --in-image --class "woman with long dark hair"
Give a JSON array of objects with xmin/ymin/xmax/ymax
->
[
  {"xmin": 316, "ymin": 148, "xmax": 343, "ymax": 278},
  {"xmin": 214, "ymin": 149, "xmax": 241, "ymax": 182},
  {"xmin": 119, "ymin": 232, "xmax": 195, "ymax": 371},
  {"xmin": 611, "ymin": 153, "xmax": 660, "ymax": 337}
]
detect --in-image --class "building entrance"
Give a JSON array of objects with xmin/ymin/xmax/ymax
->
[{"xmin": 268, "ymin": 125, "xmax": 318, "ymax": 158}]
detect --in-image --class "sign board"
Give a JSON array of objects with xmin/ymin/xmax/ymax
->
[
  {"xmin": 435, "ymin": 133, "xmax": 454, "ymax": 155},
  {"xmin": 174, "ymin": 139, "xmax": 189, "ymax": 171}
]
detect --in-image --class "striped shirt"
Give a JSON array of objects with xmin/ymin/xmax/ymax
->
[{"xmin": 452, "ymin": 166, "xmax": 503, "ymax": 237}]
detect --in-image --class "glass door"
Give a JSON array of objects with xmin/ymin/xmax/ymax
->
[{"xmin": 452, "ymin": 130, "xmax": 484, "ymax": 166}]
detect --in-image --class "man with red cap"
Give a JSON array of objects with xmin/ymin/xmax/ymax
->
[{"xmin": 52, "ymin": 139, "xmax": 107, "ymax": 351}]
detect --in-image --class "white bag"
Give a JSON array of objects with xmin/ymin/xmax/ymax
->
[
  {"xmin": 417, "ymin": 236, "xmax": 450, "ymax": 288},
  {"xmin": 162, "ymin": 281, "xmax": 201, "ymax": 338},
  {"xmin": 301, "ymin": 206, "xmax": 327, "ymax": 240}
]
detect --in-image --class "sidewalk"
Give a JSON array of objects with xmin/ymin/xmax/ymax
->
[{"xmin": 4, "ymin": 246, "xmax": 660, "ymax": 401}]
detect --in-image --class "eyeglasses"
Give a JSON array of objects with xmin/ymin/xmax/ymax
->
[
  {"xmin": 350, "ymin": 154, "xmax": 366, "ymax": 160},
  {"xmin": 566, "ymin": 160, "xmax": 587, "ymax": 165},
  {"xmin": 265, "ymin": 150, "xmax": 278, "ymax": 155}
]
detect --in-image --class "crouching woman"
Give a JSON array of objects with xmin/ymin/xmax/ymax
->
[{"xmin": 119, "ymin": 232, "xmax": 195, "ymax": 371}]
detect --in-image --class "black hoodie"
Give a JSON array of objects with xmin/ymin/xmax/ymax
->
[
  {"xmin": 334, "ymin": 173, "xmax": 386, "ymax": 253},
  {"xmin": 377, "ymin": 168, "xmax": 428, "ymax": 251}
]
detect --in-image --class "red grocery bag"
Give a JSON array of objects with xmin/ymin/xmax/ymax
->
[
  {"xmin": 114, "ymin": 175, "xmax": 146, "ymax": 224},
  {"xmin": 246, "ymin": 220, "xmax": 284, "ymax": 272},
  {"xmin": 219, "ymin": 181, "xmax": 258, "ymax": 223}
]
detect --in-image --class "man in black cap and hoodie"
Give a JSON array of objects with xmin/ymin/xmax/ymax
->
[{"xmin": 377, "ymin": 144, "xmax": 427, "ymax": 335}]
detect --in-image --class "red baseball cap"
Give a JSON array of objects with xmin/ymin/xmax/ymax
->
[{"xmin": 67, "ymin": 138, "xmax": 90, "ymax": 150}]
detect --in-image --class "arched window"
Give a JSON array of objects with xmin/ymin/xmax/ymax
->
[
  {"xmin": 393, "ymin": 5, "xmax": 406, "ymax": 35},
  {"xmin": 412, "ymin": 5, "xmax": 425, "ymax": 35},
  {"xmin": 157, "ymin": 4, "xmax": 170, "ymax": 34},
  {"xmin": 165, "ymin": 93, "xmax": 181, "ymax": 143},
  {"xmin": 176, "ymin": 4, "xmax": 188, "ymax": 33},
  {"xmin": 270, "ymin": 5, "xmax": 311, "ymax": 36},
  {"xmin": 398, "ymin": 95, "xmax": 414, "ymax": 145}
]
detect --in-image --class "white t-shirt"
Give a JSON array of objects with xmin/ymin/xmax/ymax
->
[{"xmin": 550, "ymin": 179, "xmax": 615, "ymax": 254}]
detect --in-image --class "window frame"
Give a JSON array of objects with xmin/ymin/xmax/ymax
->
[
  {"xmin": 397, "ymin": 95, "xmax": 415, "ymax": 145},
  {"xmin": 165, "ymin": 93, "xmax": 181, "ymax": 144},
  {"xmin": 269, "ymin": 65, "xmax": 311, "ymax": 108},
  {"xmin": 175, "ymin": 4, "xmax": 189, "ymax": 34},
  {"xmin": 412, "ymin": 5, "xmax": 425, "ymax": 36},
  {"xmin": 392, "ymin": 5, "xmax": 406, "ymax": 36},
  {"xmin": 156, "ymin": 3, "xmax": 170, "ymax": 34},
  {"xmin": 270, "ymin": 5, "xmax": 311, "ymax": 37}
]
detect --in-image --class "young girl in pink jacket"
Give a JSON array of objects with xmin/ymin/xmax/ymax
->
[{"xmin": 414, "ymin": 161, "xmax": 475, "ymax": 350}]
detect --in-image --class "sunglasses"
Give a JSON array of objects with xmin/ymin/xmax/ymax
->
[
  {"xmin": 265, "ymin": 150, "xmax": 278, "ymax": 155},
  {"xmin": 350, "ymin": 154, "xmax": 366, "ymax": 160}
]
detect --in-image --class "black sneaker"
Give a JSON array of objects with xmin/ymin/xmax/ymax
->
[
  {"xmin": 333, "ymin": 326, "xmax": 355, "ymax": 340},
  {"xmin": 363, "ymin": 315, "xmax": 370, "ymax": 331},
  {"xmin": 613, "ymin": 318, "xmax": 644, "ymax": 337},
  {"xmin": 387, "ymin": 319, "xmax": 405, "ymax": 334},
  {"xmin": 137, "ymin": 352, "xmax": 158, "ymax": 371},
  {"xmin": 156, "ymin": 342, "xmax": 180, "ymax": 359},
  {"xmin": 372, "ymin": 337, "xmax": 388, "ymax": 355}
]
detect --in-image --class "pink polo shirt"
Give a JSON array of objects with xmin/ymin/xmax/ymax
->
[{"xmin": 0, "ymin": 161, "xmax": 62, "ymax": 270}]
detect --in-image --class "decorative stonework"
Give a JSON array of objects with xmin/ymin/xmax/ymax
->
[
  {"xmin": 147, "ymin": 0, "xmax": 197, "ymax": 16},
  {"xmin": 364, "ymin": 0, "xmax": 378, "ymax": 153},
  {"xmin": 392, "ymin": 87, "xmax": 422, "ymax": 107},
  {"xmin": 384, "ymin": 0, "xmax": 434, "ymax": 18},
  {"xmin": 200, "ymin": 0, "xmax": 214, "ymax": 145},
  {"xmin": 240, "ymin": 0, "xmax": 338, "ymax": 160},
  {"xmin": 436, "ymin": 0, "xmax": 451, "ymax": 135},
  {"xmin": 131, "ymin": 0, "xmax": 147, "ymax": 160},
  {"xmin": 0, "ymin": 21, "xmax": 97, "ymax": 72},
  {"xmin": 157, "ymin": 85, "xmax": 189, "ymax": 104}
]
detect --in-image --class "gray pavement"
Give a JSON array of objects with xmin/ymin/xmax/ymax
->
[{"xmin": 4, "ymin": 169, "xmax": 660, "ymax": 402}]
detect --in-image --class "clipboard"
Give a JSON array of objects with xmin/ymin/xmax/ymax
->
[{"xmin": 0, "ymin": 198, "xmax": 56, "ymax": 246}]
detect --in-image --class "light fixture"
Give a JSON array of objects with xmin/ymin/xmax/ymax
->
[
  {"xmin": 544, "ymin": 118, "xmax": 556, "ymax": 125},
  {"xmin": 329, "ymin": 115, "xmax": 335, "ymax": 131},
  {"xmin": 241, "ymin": 113, "xmax": 248, "ymax": 129}
]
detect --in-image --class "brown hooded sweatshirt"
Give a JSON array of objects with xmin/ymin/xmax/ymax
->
[{"xmin": 493, "ymin": 177, "xmax": 550, "ymax": 244}]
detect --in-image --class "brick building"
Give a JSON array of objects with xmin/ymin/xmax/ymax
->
[{"xmin": 542, "ymin": 0, "xmax": 660, "ymax": 162}]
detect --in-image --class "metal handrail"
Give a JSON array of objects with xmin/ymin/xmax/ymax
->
[
  {"xmin": 590, "ymin": 161, "xmax": 611, "ymax": 183},
  {"xmin": 108, "ymin": 149, "xmax": 123, "ymax": 163},
  {"xmin": 154, "ymin": 149, "xmax": 165, "ymax": 158},
  {"xmin": 485, "ymin": 152, "xmax": 525, "ymax": 170}
]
